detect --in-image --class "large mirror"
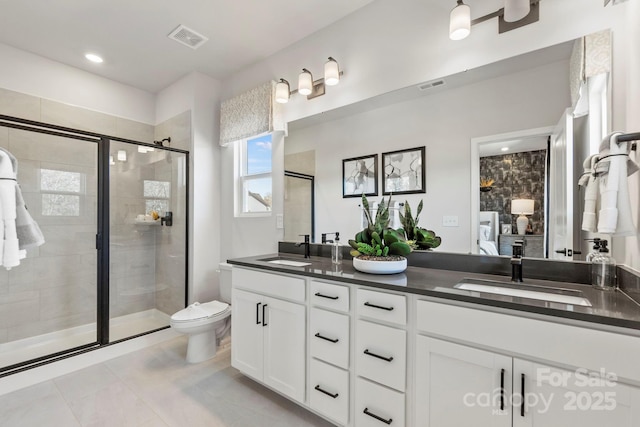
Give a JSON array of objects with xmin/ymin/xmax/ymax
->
[{"xmin": 284, "ymin": 33, "xmax": 610, "ymax": 261}]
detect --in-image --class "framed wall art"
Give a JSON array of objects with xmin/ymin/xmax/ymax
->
[
  {"xmin": 382, "ymin": 146, "xmax": 425, "ymax": 195},
  {"xmin": 342, "ymin": 154, "xmax": 378, "ymax": 198}
]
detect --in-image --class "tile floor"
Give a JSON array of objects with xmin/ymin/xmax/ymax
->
[{"xmin": 0, "ymin": 336, "xmax": 334, "ymax": 427}]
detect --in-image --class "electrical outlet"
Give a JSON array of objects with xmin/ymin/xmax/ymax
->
[
  {"xmin": 442, "ymin": 215, "xmax": 459, "ymax": 227},
  {"xmin": 276, "ymin": 214, "xmax": 284, "ymax": 229}
]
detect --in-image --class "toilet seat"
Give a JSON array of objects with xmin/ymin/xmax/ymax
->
[{"xmin": 170, "ymin": 301, "xmax": 231, "ymax": 324}]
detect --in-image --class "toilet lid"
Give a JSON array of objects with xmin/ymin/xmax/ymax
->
[{"xmin": 171, "ymin": 301, "xmax": 230, "ymax": 321}]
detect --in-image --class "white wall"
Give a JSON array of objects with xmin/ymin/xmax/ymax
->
[
  {"xmin": 285, "ymin": 60, "xmax": 570, "ymax": 253},
  {"xmin": 155, "ymin": 72, "xmax": 223, "ymax": 302},
  {"xmin": 0, "ymin": 42, "xmax": 155, "ymax": 124},
  {"xmin": 219, "ymin": 131, "xmax": 285, "ymax": 262}
]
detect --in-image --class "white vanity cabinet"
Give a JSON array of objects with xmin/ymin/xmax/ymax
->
[
  {"xmin": 414, "ymin": 299, "xmax": 640, "ymax": 427},
  {"xmin": 355, "ymin": 288, "xmax": 408, "ymax": 425},
  {"xmin": 231, "ymin": 268, "xmax": 306, "ymax": 403},
  {"xmin": 308, "ymin": 280, "xmax": 351, "ymax": 425}
]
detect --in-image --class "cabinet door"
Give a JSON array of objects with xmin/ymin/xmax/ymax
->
[
  {"xmin": 263, "ymin": 296, "xmax": 306, "ymax": 403},
  {"xmin": 415, "ymin": 336, "xmax": 512, "ymax": 427},
  {"xmin": 231, "ymin": 288, "xmax": 264, "ymax": 381},
  {"xmin": 513, "ymin": 359, "xmax": 640, "ymax": 427}
]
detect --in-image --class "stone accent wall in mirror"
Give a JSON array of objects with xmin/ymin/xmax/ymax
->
[{"xmin": 284, "ymin": 41, "xmax": 578, "ymax": 257}]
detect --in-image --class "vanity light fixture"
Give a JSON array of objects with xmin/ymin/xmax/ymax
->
[
  {"xmin": 501, "ymin": 147, "xmax": 509, "ymax": 152},
  {"xmin": 449, "ymin": 0, "xmax": 540, "ymax": 41},
  {"xmin": 276, "ymin": 57, "xmax": 343, "ymax": 103},
  {"xmin": 117, "ymin": 150, "xmax": 127, "ymax": 162}
]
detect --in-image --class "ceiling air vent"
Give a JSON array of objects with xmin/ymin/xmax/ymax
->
[
  {"xmin": 168, "ymin": 25, "xmax": 209, "ymax": 50},
  {"xmin": 418, "ymin": 79, "xmax": 446, "ymax": 91}
]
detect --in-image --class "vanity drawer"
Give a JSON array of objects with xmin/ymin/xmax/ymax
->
[
  {"xmin": 309, "ymin": 358, "xmax": 349, "ymax": 426},
  {"xmin": 355, "ymin": 320, "xmax": 406, "ymax": 392},
  {"xmin": 355, "ymin": 377, "xmax": 405, "ymax": 427},
  {"xmin": 310, "ymin": 280, "xmax": 349, "ymax": 312},
  {"xmin": 356, "ymin": 288, "xmax": 406, "ymax": 326},
  {"xmin": 310, "ymin": 307, "xmax": 349, "ymax": 369},
  {"xmin": 232, "ymin": 267, "xmax": 305, "ymax": 302}
]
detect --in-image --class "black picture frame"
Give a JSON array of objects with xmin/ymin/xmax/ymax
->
[
  {"xmin": 382, "ymin": 146, "xmax": 426, "ymax": 195},
  {"xmin": 342, "ymin": 154, "xmax": 378, "ymax": 198}
]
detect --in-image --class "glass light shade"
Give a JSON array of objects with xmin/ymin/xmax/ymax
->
[
  {"xmin": 324, "ymin": 58, "xmax": 340, "ymax": 86},
  {"xmin": 503, "ymin": 0, "xmax": 530, "ymax": 22},
  {"xmin": 275, "ymin": 79, "xmax": 290, "ymax": 104},
  {"xmin": 511, "ymin": 199, "xmax": 534, "ymax": 215},
  {"xmin": 298, "ymin": 69, "xmax": 313, "ymax": 96},
  {"xmin": 117, "ymin": 150, "xmax": 127, "ymax": 162},
  {"xmin": 449, "ymin": 1, "xmax": 471, "ymax": 41}
]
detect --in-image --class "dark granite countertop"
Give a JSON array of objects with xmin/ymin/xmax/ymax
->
[{"xmin": 228, "ymin": 253, "xmax": 640, "ymax": 332}]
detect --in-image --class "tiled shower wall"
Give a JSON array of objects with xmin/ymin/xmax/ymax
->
[
  {"xmin": 479, "ymin": 150, "xmax": 546, "ymax": 235},
  {"xmin": 0, "ymin": 87, "xmax": 189, "ymax": 345}
]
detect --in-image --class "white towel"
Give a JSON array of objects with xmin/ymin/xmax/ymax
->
[
  {"xmin": 0, "ymin": 151, "xmax": 25, "ymax": 269},
  {"xmin": 597, "ymin": 133, "xmax": 637, "ymax": 235},
  {"xmin": 580, "ymin": 154, "xmax": 599, "ymax": 232}
]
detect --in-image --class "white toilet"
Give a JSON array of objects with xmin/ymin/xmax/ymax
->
[{"xmin": 170, "ymin": 263, "xmax": 233, "ymax": 363}]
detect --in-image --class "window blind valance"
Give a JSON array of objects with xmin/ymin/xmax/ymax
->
[
  {"xmin": 569, "ymin": 29, "xmax": 611, "ymax": 106},
  {"xmin": 219, "ymin": 81, "xmax": 285, "ymax": 146}
]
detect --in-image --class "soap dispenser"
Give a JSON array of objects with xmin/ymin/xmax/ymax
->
[
  {"xmin": 590, "ymin": 240, "xmax": 617, "ymax": 291},
  {"xmin": 332, "ymin": 232, "xmax": 342, "ymax": 265},
  {"xmin": 585, "ymin": 238, "xmax": 602, "ymax": 263}
]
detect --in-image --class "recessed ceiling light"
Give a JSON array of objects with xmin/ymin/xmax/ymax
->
[
  {"xmin": 501, "ymin": 147, "xmax": 509, "ymax": 152},
  {"xmin": 85, "ymin": 53, "xmax": 104, "ymax": 63}
]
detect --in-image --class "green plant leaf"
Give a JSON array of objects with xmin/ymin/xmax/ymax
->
[
  {"xmin": 389, "ymin": 241, "xmax": 412, "ymax": 256},
  {"xmin": 415, "ymin": 199, "xmax": 423, "ymax": 224},
  {"xmin": 348, "ymin": 239, "xmax": 359, "ymax": 250},
  {"xmin": 362, "ymin": 194, "xmax": 373, "ymax": 227}
]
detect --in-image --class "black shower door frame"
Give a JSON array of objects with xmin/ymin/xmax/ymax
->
[{"xmin": 0, "ymin": 114, "xmax": 190, "ymax": 376}]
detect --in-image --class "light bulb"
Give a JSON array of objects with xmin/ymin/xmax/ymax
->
[
  {"xmin": 324, "ymin": 57, "xmax": 340, "ymax": 86},
  {"xmin": 449, "ymin": 0, "xmax": 471, "ymax": 41},
  {"xmin": 298, "ymin": 69, "xmax": 313, "ymax": 96},
  {"xmin": 504, "ymin": 0, "xmax": 530, "ymax": 22},
  {"xmin": 275, "ymin": 79, "xmax": 290, "ymax": 103}
]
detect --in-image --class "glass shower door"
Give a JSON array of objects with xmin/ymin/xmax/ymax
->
[
  {"xmin": 108, "ymin": 141, "xmax": 187, "ymax": 342},
  {"xmin": 0, "ymin": 126, "xmax": 99, "ymax": 372}
]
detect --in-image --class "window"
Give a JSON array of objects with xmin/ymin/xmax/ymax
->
[
  {"xmin": 40, "ymin": 169, "xmax": 84, "ymax": 216},
  {"xmin": 143, "ymin": 180, "xmax": 170, "ymax": 215},
  {"xmin": 237, "ymin": 134, "xmax": 272, "ymax": 215}
]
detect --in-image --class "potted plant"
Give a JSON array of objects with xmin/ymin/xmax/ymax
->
[
  {"xmin": 348, "ymin": 194, "xmax": 412, "ymax": 274},
  {"xmin": 398, "ymin": 200, "xmax": 442, "ymax": 250}
]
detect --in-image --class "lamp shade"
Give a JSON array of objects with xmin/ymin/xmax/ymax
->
[
  {"xmin": 511, "ymin": 199, "xmax": 534, "ymax": 215},
  {"xmin": 324, "ymin": 57, "xmax": 340, "ymax": 86},
  {"xmin": 275, "ymin": 79, "xmax": 290, "ymax": 104},
  {"xmin": 449, "ymin": 0, "xmax": 471, "ymax": 41},
  {"xmin": 504, "ymin": 0, "xmax": 530, "ymax": 22},
  {"xmin": 298, "ymin": 69, "xmax": 313, "ymax": 96}
]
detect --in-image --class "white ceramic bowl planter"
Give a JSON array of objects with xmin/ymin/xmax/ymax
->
[{"xmin": 352, "ymin": 256, "xmax": 407, "ymax": 274}]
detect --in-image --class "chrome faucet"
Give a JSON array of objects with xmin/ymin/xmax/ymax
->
[
  {"xmin": 511, "ymin": 240, "xmax": 524, "ymax": 283},
  {"xmin": 296, "ymin": 234, "xmax": 311, "ymax": 258}
]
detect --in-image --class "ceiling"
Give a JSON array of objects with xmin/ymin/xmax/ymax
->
[{"xmin": 0, "ymin": 0, "xmax": 374, "ymax": 93}]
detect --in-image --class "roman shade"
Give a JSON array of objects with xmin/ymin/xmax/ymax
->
[{"xmin": 219, "ymin": 81, "xmax": 285, "ymax": 146}]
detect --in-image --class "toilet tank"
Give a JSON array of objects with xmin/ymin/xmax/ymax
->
[{"xmin": 219, "ymin": 263, "xmax": 233, "ymax": 303}]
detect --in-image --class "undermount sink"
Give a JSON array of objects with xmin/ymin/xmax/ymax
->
[
  {"xmin": 258, "ymin": 257, "xmax": 312, "ymax": 267},
  {"xmin": 455, "ymin": 279, "xmax": 592, "ymax": 307}
]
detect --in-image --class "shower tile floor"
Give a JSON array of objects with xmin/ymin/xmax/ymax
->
[{"xmin": 0, "ymin": 335, "xmax": 334, "ymax": 427}]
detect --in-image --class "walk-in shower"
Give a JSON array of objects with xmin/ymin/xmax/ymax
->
[{"xmin": 0, "ymin": 115, "xmax": 189, "ymax": 375}]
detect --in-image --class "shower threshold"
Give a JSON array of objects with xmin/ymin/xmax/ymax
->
[{"xmin": 0, "ymin": 309, "xmax": 170, "ymax": 372}]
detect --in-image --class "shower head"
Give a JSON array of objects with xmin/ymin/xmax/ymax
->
[{"xmin": 154, "ymin": 137, "xmax": 171, "ymax": 147}]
